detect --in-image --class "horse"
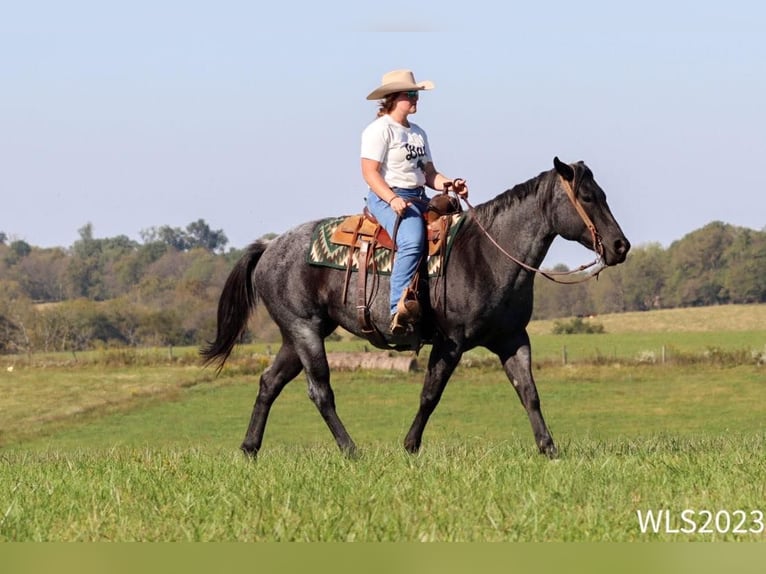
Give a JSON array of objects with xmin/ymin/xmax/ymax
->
[{"xmin": 201, "ymin": 157, "xmax": 630, "ymax": 458}]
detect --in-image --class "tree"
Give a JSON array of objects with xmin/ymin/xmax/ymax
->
[
  {"xmin": 620, "ymin": 243, "xmax": 667, "ymax": 310},
  {"xmin": 140, "ymin": 219, "xmax": 228, "ymax": 253},
  {"xmin": 587, "ymin": 264, "xmax": 627, "ymax": 314},
  {"xmin": 65, "ymin": 224, "xmax": 104, "ymax": 299},
  {"xmin": 0, "ymin": 314, "xmax": 22, "ymax": 353},
  {"xmin": 533, "ymin": 264, "xmax": 594, "ymax": 319},
  {"xmin": 66, "ymin": 224, "xmax": 139, "ymax": 300},
  {"xmin": 12, "ymin": 247, "xmax": 68, "ymax": 301},
  {"xmin": 4, "ymin": 240, "xmax": 32, "ymax": 265},
  {"xmin": 185, "ymin": 219, "xmax": 228, "ymax": 253},
  {"xmin": 110, "ymin": 242, "xmax": 166, "ymax": 296},
  {"xmin": 722, "ymin": 229, "xmax": 766, "ymax": 303},
  {"xmin": 664, "ymin": 222, "xmax": 734, "ymax": 307},
  {"xmin": 137, "ymin": 309, "xmax": 186, "ymax": 346},
  {"xmin": 0, "ymin": 280, "xmax": 35, "ymax": 354},
  {"xmin": 0, "ymin": 280, "xmax": 34, "ymax": 354}
]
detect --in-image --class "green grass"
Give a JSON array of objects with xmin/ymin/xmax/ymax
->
[
  {"xmin": 1, "ymin": 305, "xmax": 765, "ymax": 541},
  {"xmin": 1, "ymin": 361, "xmax": 765, "ymax": 541},
  {"xmin": 6, "ymin": 362, "xmax": 765, "ymax": 450},
  {"xmin": 2, "ymin": 436, "xmax": 764, "ymax": 542}
]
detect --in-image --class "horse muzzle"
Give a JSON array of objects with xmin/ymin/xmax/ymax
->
[{"xmin": 602, "ymin": 235, "xmax": 631, "ymax": 266}]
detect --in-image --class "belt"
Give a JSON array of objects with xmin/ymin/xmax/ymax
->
[{"xmin": 392, "ymin": 186, "xmax": 425, "ymax": 195}]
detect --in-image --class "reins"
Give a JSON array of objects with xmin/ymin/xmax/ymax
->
[{"xmin": 460, "ymin": 170, "xmax": 606, "ymax": 284}]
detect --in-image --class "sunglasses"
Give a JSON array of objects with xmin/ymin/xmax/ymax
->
[{"xmin": 400, "ymin": 90, "xmax": 419, "ymax": 100}]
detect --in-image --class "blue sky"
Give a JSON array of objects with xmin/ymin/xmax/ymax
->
[{"xmin": 2, "ymin": 1, "xmax": 764, "ymax": 267}]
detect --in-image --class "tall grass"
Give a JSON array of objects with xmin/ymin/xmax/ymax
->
[{"xmin": 2, "ymin": 436, "xmax": 764, "ymax": 542}]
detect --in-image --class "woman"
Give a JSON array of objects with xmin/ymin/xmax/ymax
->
[{"xmin": 361, "ymin": 69, "xmax": 468, "ymax": 335}]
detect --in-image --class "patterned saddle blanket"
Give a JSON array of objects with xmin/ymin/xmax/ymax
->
[{"xmin": 307, "ymin": 213, "xmax": 466, "ymax": 277}]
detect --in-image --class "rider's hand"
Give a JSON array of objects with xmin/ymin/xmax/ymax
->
[
  {"xmin": 451, "ymin": 178, "xmax": 469, "ymax": 197},
  {"xmin": 389, "ymin": 196, "xmax": 411, "ymax": 216}
]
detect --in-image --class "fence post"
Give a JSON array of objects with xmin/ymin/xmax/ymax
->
[{"xmin": 562, "ymin": 346, "xmax": 568, "ymax": 365}]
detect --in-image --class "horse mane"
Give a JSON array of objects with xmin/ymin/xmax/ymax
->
[{"xmin": 473, "ymin": 168, "xmax": 556, "ymax": 222}]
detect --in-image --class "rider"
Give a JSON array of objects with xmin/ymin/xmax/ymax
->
[{"xmin": 361, "ymin": 69, "xmax": 469, "ymax": 335}]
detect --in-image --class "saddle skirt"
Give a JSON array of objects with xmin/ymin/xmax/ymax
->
[{"xmin": 307, "ymin": 212, "xmax": 466, "ymax": 276}]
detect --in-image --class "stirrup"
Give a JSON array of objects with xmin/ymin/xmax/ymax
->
[
  {"xmin": 390, "ymin": 312, "xmax": 416, "ymax": 336},
  {"xmin": 390, "ymin": 292, "xmax": 420, "ymax": 335},
  {"xmin": 396, "ymin": 289, "xmax": 421, "ymax": 322}
]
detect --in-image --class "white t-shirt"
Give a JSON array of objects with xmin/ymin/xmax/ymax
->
[{"xmin": 360, "ymin": 114, "xmax": 432, "ymax": 189}]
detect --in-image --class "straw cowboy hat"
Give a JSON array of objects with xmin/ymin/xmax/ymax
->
[{"xmin": 366, "ymin": 69, "xmax": 435, "ymax": 100}]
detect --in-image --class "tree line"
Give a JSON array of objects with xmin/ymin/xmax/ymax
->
[
  {"xmin": 1, "ymin": 219, "xmax": 764, "ymax": 354},
  {"xmin": 533, "ymin": 221, "xmax": 766, "ymax": 319}
]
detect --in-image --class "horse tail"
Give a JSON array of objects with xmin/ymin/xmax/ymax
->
[{"xmin": 200, "ymin": 240, "xmax": 267, "ymax": 372}]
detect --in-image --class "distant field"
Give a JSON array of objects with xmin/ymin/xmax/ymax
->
[
  {"xmin": 526, "ymin": 304, "xmax": 766, "ymax": 364},
  {"xmin": 528, "ymin": 303, "xmax": 766, "ymax": 335},
  {"xmin": 333, "ymin": 305, "xmax": 766, "ymax": 364},
  {"xmin": 0, "ymin": 304, "xmax": 764, "ymax": 541}
]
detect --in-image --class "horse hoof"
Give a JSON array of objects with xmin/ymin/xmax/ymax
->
[
  {"xmin": 539, "ymin": 441, "xmax": 558, "ymax": 459},
  {"xmin": 342, "ymin": 446, "xmax": 360, "ymax": 460},
  {"xmin": 403, "ymin": 439, "xmax": 420, "ymax": 454},
  {"xmin": 240, "ymin": 443, "xmax": 259, "ymax": 458}
]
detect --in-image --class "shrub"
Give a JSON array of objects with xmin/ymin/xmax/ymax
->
[{"xmin": 552, "ymin": 317, "xmax": 605, "ymax": 335}]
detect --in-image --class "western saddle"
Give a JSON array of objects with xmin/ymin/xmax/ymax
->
[{"xmin": 328, "ymin": 192, "xmax": 463, "ymax": 348}]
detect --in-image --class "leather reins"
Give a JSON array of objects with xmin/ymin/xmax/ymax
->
[{"xmin": 462, "ymin": 168, "xmax": 606, "ymax": 284}]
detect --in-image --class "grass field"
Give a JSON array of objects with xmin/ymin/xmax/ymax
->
[
  {"xmin": 528, "ymin": 303, "xmax": 766, "ymax": 335},
  {"xmin": 0, "ymin": 305, "xmax": 765, "ymax": 541}
]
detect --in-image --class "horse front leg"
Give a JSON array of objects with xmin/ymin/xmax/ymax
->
[
  {"xmin": 496, "ymin": 335, "xmax": 557, "ymax": 458},
  {"xmin": 403, "ymin": 340, "xmax": 462, "ymax": 453}
]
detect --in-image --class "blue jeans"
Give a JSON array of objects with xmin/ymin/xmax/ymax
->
[{"xmin": 366, "ymin": 187, "xmax": 428, "ymax": 315}]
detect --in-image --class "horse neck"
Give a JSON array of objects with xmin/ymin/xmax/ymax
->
[{"xmin": 470, "ymin": 172, "xmax": 556, "ymax": 271}]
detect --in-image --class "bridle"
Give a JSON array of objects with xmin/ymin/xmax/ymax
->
[{"xmin": 461, "ymin": 168, "xmax": 606, "ymax": 284}]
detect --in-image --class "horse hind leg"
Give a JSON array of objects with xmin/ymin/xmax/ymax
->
[
  {"xmin": 241, "ymin": 331, "xmax": 357, "ymax": 457},
  {"xmin": 306, "ymin": 348, "xmax": 356, "ymax": 456},
  {"xmin": 294, "ymin": 327, "xmax": 357, "ymax": 456},
  {"xmin": 305, "ymin": 372, "xmax": 357, "ymax": 457},
  {"xmin": 241, "ymin": 342, "xmax": 303, "ymax": 457}
]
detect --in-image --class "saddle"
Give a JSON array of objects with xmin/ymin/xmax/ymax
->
[
  {"xmin": 329, "ymin": 193, "xmax": 463, "ymax": 348},
  {"xmin": 331, "ymin": 193, "xmax": 462, "ymax": 254}
]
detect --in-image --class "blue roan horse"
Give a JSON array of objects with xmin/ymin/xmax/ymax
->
[{"xmin": 201, "ymin": 158, "xmax": 630, "ymax": 458}]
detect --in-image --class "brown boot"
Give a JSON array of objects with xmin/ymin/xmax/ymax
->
[{"xmin": 390, "ymin": 290, "xmax": 420, "ymax": 335}]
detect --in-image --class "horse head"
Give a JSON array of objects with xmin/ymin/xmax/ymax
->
[{"xmin": 552, "ymin": 157, "xmax": 630, "ymax": 266}]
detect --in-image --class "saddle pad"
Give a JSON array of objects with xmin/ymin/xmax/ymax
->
[{"xmin": 307, "ymin": 213, "xmax": 466, "ymax": 277}]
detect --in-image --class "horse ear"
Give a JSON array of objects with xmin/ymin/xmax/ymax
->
[{"xmin": 553, "ymin": 156, "xmax": 575, "ymax": 181}]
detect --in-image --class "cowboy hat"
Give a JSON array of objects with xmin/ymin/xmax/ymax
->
[{"xmin": 366, "ymin": 69, "xmax": 435, "ymax": 100}]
